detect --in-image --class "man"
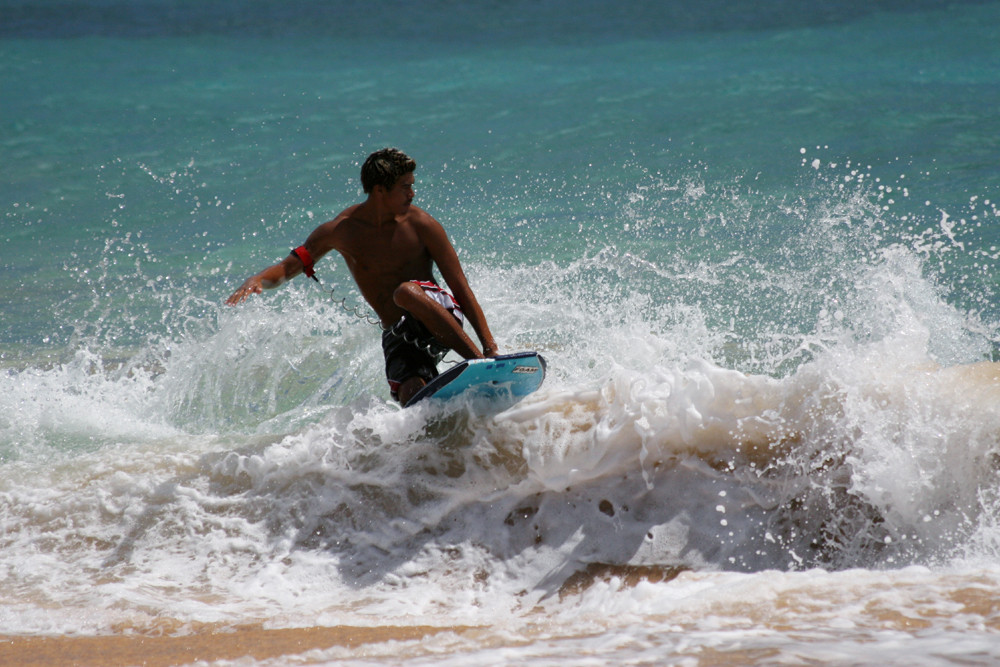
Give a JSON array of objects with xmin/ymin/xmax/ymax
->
[{"xmin": 226, "ymin": 148, "xmax": 499, "ymax": 405}]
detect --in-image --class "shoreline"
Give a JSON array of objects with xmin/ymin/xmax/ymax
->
[{"xmin": 0, "ymin": 625, "xmax": 465, "ymax": 667}]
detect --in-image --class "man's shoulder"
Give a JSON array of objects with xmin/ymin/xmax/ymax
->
[
  {"xmin": 333, "ymin": 203, "xmax": 365, "ymax": 225},
  {"xmin": 319, "ymin": 204, "xmax": 365, "ymax": 236},
  {"xmin": 304, "ymin": 204, "xmax": 363, "ymax": 252}
]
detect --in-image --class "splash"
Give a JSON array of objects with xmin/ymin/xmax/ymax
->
[{"xmin": 2, "ymin": 150, "xmax": 999, "ymax": 637}]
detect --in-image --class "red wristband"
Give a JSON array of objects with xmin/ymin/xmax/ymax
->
[{"xmin": 292, "ymin": 245, "xmax": 316, "ymax": 279}]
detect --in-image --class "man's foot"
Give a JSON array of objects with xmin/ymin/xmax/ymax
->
[{"xmin": 398, "ymin": 376, "xmax": 427, "ymax": 406}]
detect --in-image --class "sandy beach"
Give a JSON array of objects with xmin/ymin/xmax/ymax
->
[{"xmin": 0, "ymin": 625, "xmax": 460, "ymax": 666}]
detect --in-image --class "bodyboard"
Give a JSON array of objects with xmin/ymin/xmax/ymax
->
[{"xmin": 404, "ymin": 351, "xmax": 546, "ymax": 408}]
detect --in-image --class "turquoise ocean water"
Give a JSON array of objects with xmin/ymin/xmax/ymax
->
[{"xmin": 3, "ymin": 1, "xmax": 1000, "ymax": 663}]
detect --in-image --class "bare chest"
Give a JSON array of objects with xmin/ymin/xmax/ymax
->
[{"xmin": 339, "ymin": 222, "xmax": 432, "ymax": 281}]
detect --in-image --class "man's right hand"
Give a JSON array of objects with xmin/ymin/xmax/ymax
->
[{"xmin": 225, "ymin": 276, "xmax": 264, "ymax": 305}]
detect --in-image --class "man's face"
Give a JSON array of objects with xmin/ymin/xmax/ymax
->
[{"xmin": 382, "ymin": 173, "xmax": 415, "ymax": 216}]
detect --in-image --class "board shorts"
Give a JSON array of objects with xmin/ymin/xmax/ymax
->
[{"xmin": 382, "ymin": 281, "xmax": 465, "ymax": 402}]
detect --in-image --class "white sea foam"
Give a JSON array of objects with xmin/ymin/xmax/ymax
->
[{"xmin": 2, "ymin": 326, "xmax": 997, "ymax": 637}]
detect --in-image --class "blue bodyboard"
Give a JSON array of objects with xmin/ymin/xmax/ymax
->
[{"xmin": 404, "ymin": 351, "xmax": 546, "ymax": 408}]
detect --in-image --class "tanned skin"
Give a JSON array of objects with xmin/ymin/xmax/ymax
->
[{"xmin": 226, "ymin": 171, "xmax": 498, "ymax": 405}]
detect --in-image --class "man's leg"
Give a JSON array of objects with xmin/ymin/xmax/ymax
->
[
  {"xmin": 392, "ymin": 282, "xmax": 484, "ymax": 360},
  {"xmin": 383, "ymin": 322, "xmax": 438, "ymax": 406}
]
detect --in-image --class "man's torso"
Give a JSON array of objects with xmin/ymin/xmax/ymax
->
[{"xmin": 327, "ymin": 205, "xmax": 437, "ymax": 325}]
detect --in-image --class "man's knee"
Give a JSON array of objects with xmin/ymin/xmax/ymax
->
[{"xmin": 392, "ymin": 281, "xmax": 423, "ymax": 310}]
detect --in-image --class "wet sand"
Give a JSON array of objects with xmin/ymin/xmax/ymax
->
[{"xmin": 0, "ymin": 625, "xmax": 461, "ymax": 666}]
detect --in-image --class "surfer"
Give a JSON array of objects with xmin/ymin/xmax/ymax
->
[{"xmin": 226, "ymin": 147, "xmax": 499, "ymax": 405}]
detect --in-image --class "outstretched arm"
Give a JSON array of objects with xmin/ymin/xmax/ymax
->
[
  {"xmin": 418, "ymin": 216, "xmax": 499, "ymax": 357},
  {"xmin": 225, "ymin": 220, "xmax": 339, "ymax": 306},
  {"xmin": 225, "ymin": 253, "xmax": 304, "ymax": 305}
]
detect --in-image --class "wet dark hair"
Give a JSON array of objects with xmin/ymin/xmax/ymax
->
[{"xmin": 360, "ymin": 148, "xmax": 416, "ymax": 194}]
